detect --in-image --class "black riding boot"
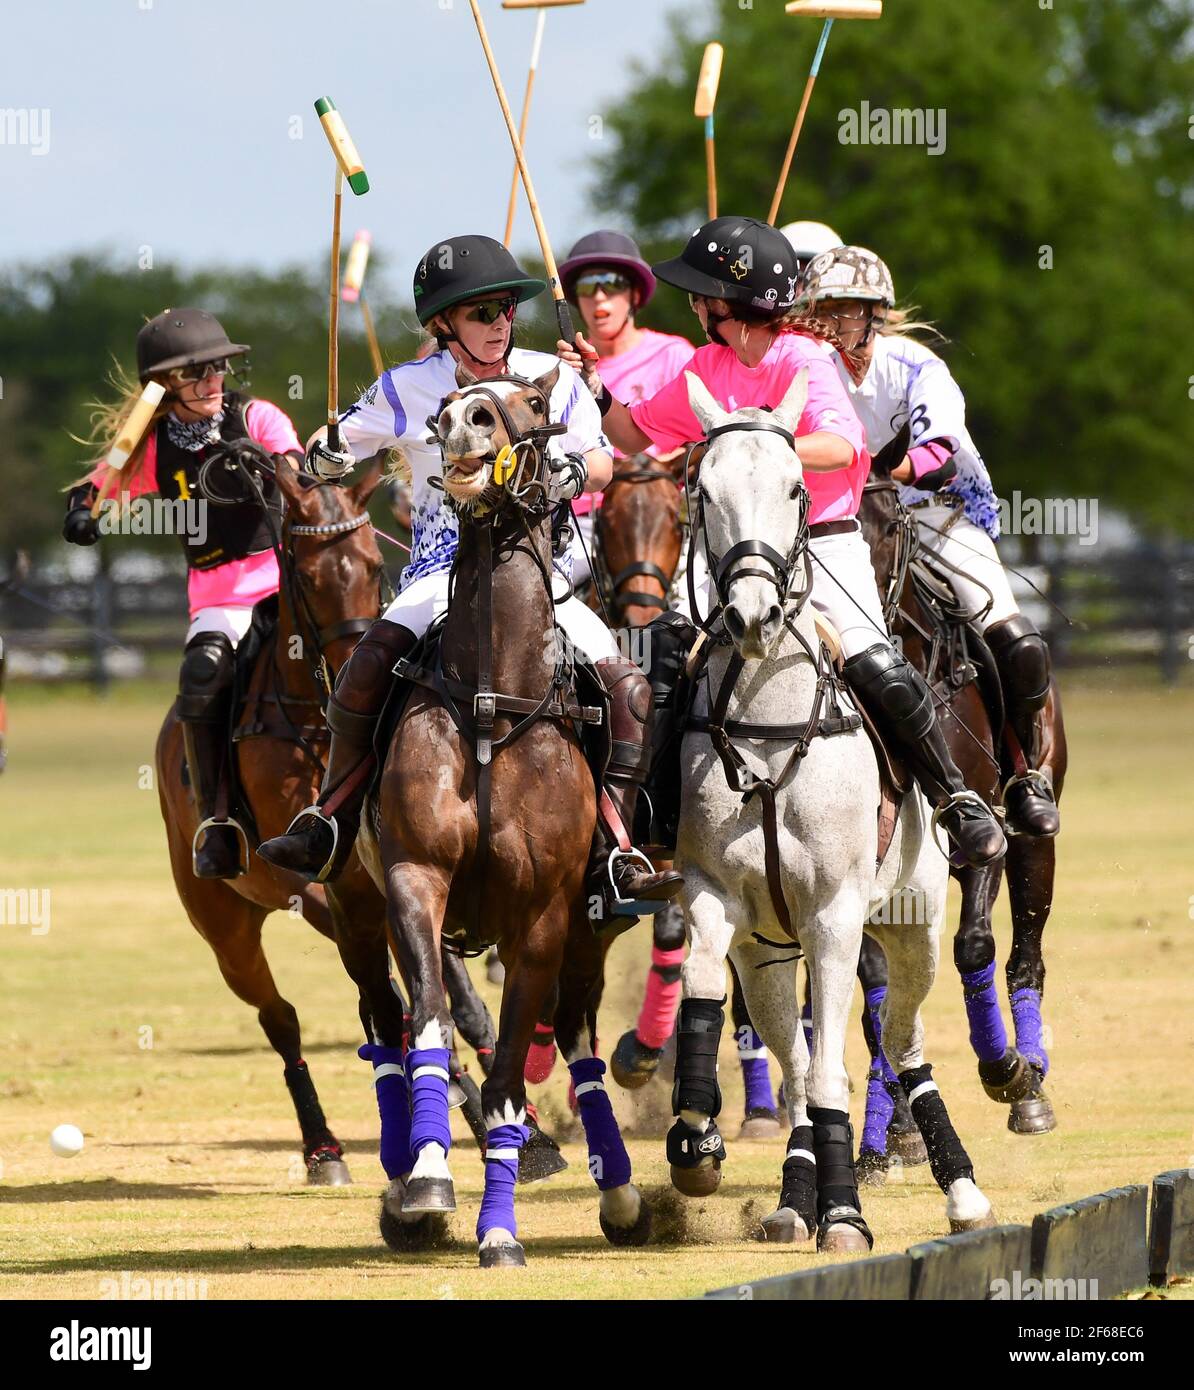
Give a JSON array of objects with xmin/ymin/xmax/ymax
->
[
  {"xmin": 257, "ymin": 620, "xmax": 416, "ymax": 882},
  {"xmin": 589, "ymin": 657, "xmax": 684, "ymax": 931},
  {"xmin": 842, "ymin": 643, "xmax": 1006, "ymax": 869},
  {"xmin": 985, "ymin": 615, "xmax": 1059, "ymax": 838},
  {"xmin": 178, "ymin": 631, "xmax": 246, "ymax": 879}
]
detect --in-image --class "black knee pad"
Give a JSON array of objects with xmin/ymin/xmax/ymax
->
[
  {"xmin": 178, "ymin": 632, "xmax": 234, "ymax": 722},
  {"xmin": 671, "ymin": 997, "xmax": 725, "ymax": 1118},
  {"xmin": 986, "ymin": 616, "xmax": 1051, "ymax": 709},
  {"xmin": 842, "ymin": 643, "xmax": 935, "ymax": 740},
  {"xmin": 898, "ymin": 1064, "xmax": 973, "ymax": 1193}
]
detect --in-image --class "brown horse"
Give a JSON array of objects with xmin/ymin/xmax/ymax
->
[
  {"xmin": 590, "ymin": 452, "xmax": 685, "ymax": 629},
  {"xmin": 859, "ymin": 452, "xmax": 1067, "ymax": 1134},
  {"xmin": 359, "ymin": 366, "xmax": 651, "ymax": 1268},
  {"xmin": 156, "ymin": 446, "xmax": 500, "ymax": 1190}
]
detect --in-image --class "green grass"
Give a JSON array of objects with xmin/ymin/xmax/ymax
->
[{"xmin": 1, "ymin": 679, "xmax": 1192, "ymax": 1300}]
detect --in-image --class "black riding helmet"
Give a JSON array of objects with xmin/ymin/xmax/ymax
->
[
  {"xmin": 653, "ymin": 216, "xmax": 799, "ymax": 317},
  {"xmin": 136, "ymin": 308, "xmax": 249, "ymax": 384},
  {"xmin": 413, "ymin": 235, "xmax": 546, "ymax": 327}
]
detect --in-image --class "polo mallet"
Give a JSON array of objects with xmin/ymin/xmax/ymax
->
[
  {"xmin": 500, "ymin": 1, "xmax": 586, "ymax": 250},
  {"xmin": 314, "ymin": 96, "xmax": 369, "ymax": 451},
  {"xmin": 768, "ymin": 0, "xmax": 882, "ymax": 225},
  {"xmin": 467, "ymin": 0, "xmax": 575, "ymax": 344},
  {"xmin": 694, "ymin": 42, "xmax": 724, "ymax": 220},
  {"xmin": 89, "ymin": 379, "xmax": 166, "ymax": 518},
  {"xmin": 341, "ymin": 229, "xmax": 384, "ymax": 378}
]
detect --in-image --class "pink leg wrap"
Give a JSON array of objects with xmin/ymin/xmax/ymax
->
[{"xmin": 636, "ymin": 946, "xmax": 685, "ymax": 1050}]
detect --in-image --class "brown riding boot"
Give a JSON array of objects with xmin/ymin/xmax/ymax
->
[
  {"xmin": 985, "ymin": 615, "xmax": 1060, "ymax": 838},
  {"xmin": 591, "ymin": 657, "xmax": 684, "ymax": 928},
  {"xmin": 257, "ymin": 620, "xmax": 416, "ymax": 882}
]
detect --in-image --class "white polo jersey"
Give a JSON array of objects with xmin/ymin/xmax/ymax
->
[
  {"xmin": 337, "ymin": 347, "xmax": 609, "ymax": 587},
  {"xmin": 835, "ymin": 333, "xmax": 1001, "ymax": 538}
]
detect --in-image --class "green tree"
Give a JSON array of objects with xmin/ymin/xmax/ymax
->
[{"xmin": 591, "ymin": 0, "xmax": 1194, "ymax": 533}]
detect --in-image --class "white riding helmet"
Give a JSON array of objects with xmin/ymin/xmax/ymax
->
[
  {"xmin": 802, "ymin": 245, "xmax": 895, "ymax": 308},
  {"xmin": 780, "ymin": 220, "xmax": 842, "ymax": 263}
]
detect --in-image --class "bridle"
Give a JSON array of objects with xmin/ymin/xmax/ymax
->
[
  {"xmin": 592, "ymin": 455, "xmax": 683, "ymax": 621},
  {"xmin": 684, "ymin": 417, "xmax": 814, "ymax": 635}
]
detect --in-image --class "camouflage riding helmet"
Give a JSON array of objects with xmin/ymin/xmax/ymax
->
[{"xmin": 802, "ymin": 245, "xmax": 895, "ymax": 309}]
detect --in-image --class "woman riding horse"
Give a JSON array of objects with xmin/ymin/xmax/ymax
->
[
  {"xmin": 802, "ymin": 245, "xmax": 1060, "ymax": 838},
  {"xmin": 63, "ymin": 308, "xmax": 301, "ymax": 879},
  {"xmin": 259, "ymin": 235, "xmax": 680, "ymax": 919},
  {"xmin": 558, "ymin": 215, "xmax": 1008, "ymax": 873}
]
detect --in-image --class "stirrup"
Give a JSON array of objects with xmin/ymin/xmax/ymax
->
[
  {"xmin": 192, "ymin": 816, "xmax": 250, "ymax": 878},
  {"xmin": 1001, "ymin": 770, "xmax": 1058, "ymax": 837},
  {"xmin": 606, "ymin": 846, "xmax": 666, "ymax": 919},
  {"xmin": 929, "ymin": 789, "xmax": 997, "ymax": 861},
  {"xmin": 279, "ymin": 805, "xmax": 340, "ymax": 883}
]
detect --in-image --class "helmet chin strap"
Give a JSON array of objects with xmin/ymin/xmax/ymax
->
[{"xmin": 704, "ymin": 308, "xmax": 734, "ymax": 348}]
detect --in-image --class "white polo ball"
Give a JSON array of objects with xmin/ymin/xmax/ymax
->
[{"xmin": 50, "ymin": 1124, "xmax": 85, "ymax": 1158}]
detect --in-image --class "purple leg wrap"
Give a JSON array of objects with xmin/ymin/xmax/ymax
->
[
  {"xmin": 863, "ymin": 987, "xmax": 899, "ymax": 1085},
  {"xmin": 861, "ymin": 1063, "xmax": 895, "ymax": 1155},
  {"xmin": 1010, "ymin": 988, "xmax": 1048, "ymax": 1075},
  {"xmin": 960, "ymin": 963, "xmax": 1008, "ymax": 1063},
  {"xmin": 359, "ymin": 1042, "xmax": 412, "ymax": 1180},
  {"xmin": 569, "ymin": 1057, "xmax": 633, "ymax": 1191},
  {"xmin": 406, "ymin": 1046, "xmax": 453, "ymax": 1157},
  {"xmin": 477, "ymin": 1122, "xmax": 528, "ymax": 1242},
  {"xmin": 736, "ymin": 1026, "xmax": 777, "ymax": 1112}
]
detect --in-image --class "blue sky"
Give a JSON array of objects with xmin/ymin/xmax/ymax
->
[{"xmin": 1, "ymin": 0, "xmax": 692, "ymax": 298}]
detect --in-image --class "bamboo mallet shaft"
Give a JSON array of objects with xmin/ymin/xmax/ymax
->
[
  {"xmin": 695, "ymin": 42, "xmax": 723, "ymax": 221},
  {"xmin": 503, "ymin": 7, "xmax": 546, "ymax": 248}
]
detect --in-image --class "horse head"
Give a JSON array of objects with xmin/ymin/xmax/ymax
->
[
  {"xmin": 272, "ymin": 460, "xmax": 386, "ymax": 681},
  {"xmin": 686, "ymin": 368, "xmax": 809, "ymax": 661},
  {"xmin": 435, "ymin": 362, "xmax": 560, "ymax": 513},
  {"xmin": 596, "ymin": 452, "xmax": 683, "ymax": 629}
]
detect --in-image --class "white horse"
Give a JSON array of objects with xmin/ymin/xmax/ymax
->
[{"xmin": 668, "ymin": 370, "xmax": 993, "ymax": 1251}]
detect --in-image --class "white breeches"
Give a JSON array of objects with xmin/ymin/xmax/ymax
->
[
  {"xmin": 186, "ymin": 606, "xmax": 254, "ymax": 648},
  {"xmin": 675, "ymin": 523, "xmax": 891, "ymax": 661},
  {"xmin": 381, "ymin": 566, "xmax": 618, "ymax": 665},
  {"xmin": 912, "ymin": 503, "xmax": 1019, "ymax": 629}
]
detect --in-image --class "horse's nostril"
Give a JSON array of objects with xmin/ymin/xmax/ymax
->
[
  {"xmin": 724, "ymin": 606, "xmax": 745, "ymax": 642},
  {"xmin": 763, "ymin": 604, "xmax": 784, "ymax": 635},
  {"xmin": 469, "ymin": 406, "xmax": 495, "ymax": 429}
]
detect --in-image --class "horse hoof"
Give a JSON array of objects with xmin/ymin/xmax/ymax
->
[
  {"xmin": 759, "ymin": 1208, "xmax": 812, "ymax": 1244},
  {"xmin": 670, "ymin": 1160, "xmax": 721, "ymax": 1198},
  {"xmin": 610, "ymin": 1030, "xmax": 661, "ymax": 1090},
  {"xmin": 517, "ymin": 1126, "xmax": 569, "ymax": 1184},
  {"xmin": 479, "ymin": 1240, "xmax": 526, "ymax": 1269},
  {"xmin": 378, "ymin": 1184, "xmax": 449, "ymax": 1252},
  {"xmin": 819, "ymin": 1223, "xmax": 872, "ymax": 1254},
  {"xmin": 886, "ymin": 1127, "xmax": 929, "ymax": 1166},
  {"xmin": 306, "ymin": 1152, "xmax": 351, "ymax": 1186},
  {"xmin": 1008, "ymin": 1088, "xmax": 1057, "ymax": 1135},
  {"xmin": 738, "ymin": 1109, "xmax": 784, "ymax": 1141},
  {"xmin": 979, "ymin": 1049, "xmax": 1035, "ymax": 1105},
  {"xmin": 401, "ymin": 1176, "xmax": 456, "ymax": 1214},
  {"xmin": 446, "ymin": 1078, "xmax": 467, "ymax": 1110},
  {"xmin": 856, "ymin": 1148, "xmax": 888, "ymax": 1187},
  {"xmin": 600, "ymin": 1200, "xmax": 652, "ymax": 1248},
  {"xmin": 949, "ymin": 1210, "xmax": 997, "ymax": 1234}
]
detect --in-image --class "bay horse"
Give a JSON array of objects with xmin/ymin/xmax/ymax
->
[
  {"xmin": 357, "ymin": 365, "xmax": 652, "ymax": 1268},
  {"xmin": 859, "ymin": 441, "xmax": 1067, "ymax": 1135},
  {"xmin": 670, "ymin": 370, "xmax": 992, "ymax": 1248},
  {"xmin": 156, "ymin": 442, "xmax": 502, "ymax": 1194}
]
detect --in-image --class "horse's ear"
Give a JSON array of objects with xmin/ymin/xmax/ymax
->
[
  {"xmin": 455, "ymin": 361, "xmax": 479, "ymax": 389},
  {"xmin": 272, "ymin": 454, "xmax": 309, "ymax": 507},
  {"xmin": 349, "ymin": 460, "xmax": 385, "ymax": 510},
  {"xmin": 684, "ymin": 371, "xmax": 728, "ymax": 435},
  {"xmin": 534, "ymin": 364, "xmax": 560, "ymax": 399},
  {"xmin": 772, "ymin": 367, "xmax": 808, "ymax": 435}
]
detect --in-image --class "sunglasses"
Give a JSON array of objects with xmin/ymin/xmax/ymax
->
[
  {"xmin": 458, "ymin": 297, "xmax": 518, "ymax": 325},
  {"xmin": 575, "ymin": 271, "xmax": 632, "ymax": 298},
  {"xmin": 169, "ymin": 358, "xmax": 231, "ymax": 384}
]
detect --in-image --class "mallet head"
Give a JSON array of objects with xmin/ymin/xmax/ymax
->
[
  {"xmin": 785, "ymin": 1, "xmax": 883, "ymax": 17},
  {"xmin": 694, "ymin": 42, "xmax": 724, "ymax": 119}
]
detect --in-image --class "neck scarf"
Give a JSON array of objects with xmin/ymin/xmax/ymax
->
[{"xmin": 166, "ymin": 410, "xmax": 225, "ymax": 452}]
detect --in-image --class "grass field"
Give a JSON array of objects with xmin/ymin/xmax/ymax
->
[{"xmin": 2, "ymin": 675, "xmax": 1192, "ymax": 1301}]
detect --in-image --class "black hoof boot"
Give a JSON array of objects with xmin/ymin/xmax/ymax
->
[
  {"xmin": 306, "ymin": 1145, "xmax": 351, "ymax": 1186},
  {"xmin": 1008, "ymin": 1068, "xmax": 1057, "ymax": 1134},
  {"xmin": 611, "ymin": 1029, "xmax": 662, "ymax": 1090},
  {"xmin": 600, "ymin": 1195, "xmax": 653, "ymax": 1247},
  {"xmin": 978, "ymin": 1048, "xmax": 1035, "ymax": 1104},
  {"xmin": 517, "ymin": 1122, "xmax": 568, "ymax": 1184},
  {"xmin": 667, "ymin": 1117, "xmax": 725, "ymax": 1196}
]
